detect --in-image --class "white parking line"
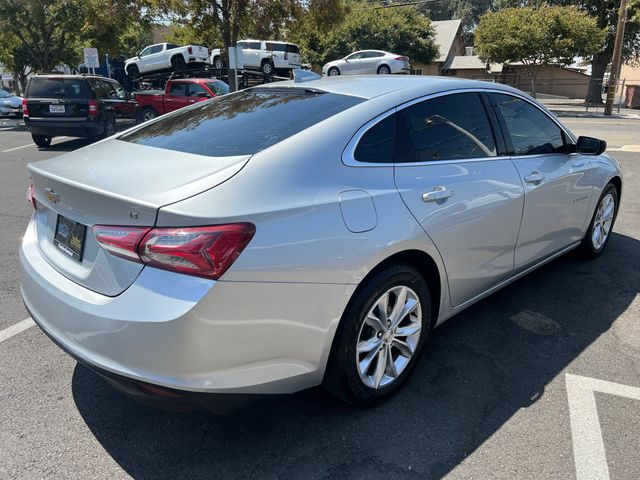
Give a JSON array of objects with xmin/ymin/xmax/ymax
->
[
  {"xmin": 566, "ymin": 374, "xmax": 640, "ymax": 480},
  {"xmin": 0, "ymin": 318, "xmax": 35, "ymax": 343},
  {"xmin": 1, "ymin": 136, "xmax": 68, "ymax": 153}
]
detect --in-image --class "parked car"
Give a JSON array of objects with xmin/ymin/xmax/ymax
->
[
  {"xmin": 21, "ymin": 76, "xmax": 622, "ymax": 411},
  {"xmin": 211, "ymin": 40, "xmax": 301, "ymax": 75},
  {"xmin": 0, "ymin": 89, "xmax": 23, "ymax": 117},
  {"xmin": 322, "ymin": 50, "xmax": 410, "ymax": 76},
  {"xmin": 23, "ymin": 74, "xmax": 137, "ymax": 147},
  {"xmin": 125, "ymin": 43, "xmax": 209, "ymax": 79},
  {"xmin": 134, "ymin": 78, "xmax": 229, "ymax": 122}
]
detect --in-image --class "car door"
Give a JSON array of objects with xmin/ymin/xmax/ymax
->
[
  {"xmin": 107, "ymin": 80, "xmax": 137, "ymax": 120},
  {"xmin": 164, "ymin": 82, "xmax": 190, "ymax": 112},
  {"xmin": 149, "ymin": 44, "xmax": 166, "ymax": 71},
  {"xmin": 238, "ymin": 41, "xmax": 260, "ymax": 68},
  {"xmin": 488, "ymin": 93, "xmax": 595, "ymax": 270},
  {"xmin": 358, "ymin": 51, "xmax": 381, "ymax": 74},
  {"xmin": 137, "ymin": 46, "xmax": 152, "ymax": 72},
  {"xmin": 187, "ymin": 83, "xmax": 211, "ymax": 104},
  {"xmin": 390, "ymin": 92, "xmax": 525, "ymax": 307},
  {"xmin": 342, "ymin": 52, "xmax": 364, "ymax": 74}
]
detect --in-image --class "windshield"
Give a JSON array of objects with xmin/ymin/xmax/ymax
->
[
  {"xmin": 206, "ymin": 82, "xmax": 229, "ymax": 95},
  {"xmin": 119, "ymin": 89, "xmax": 363, "ymax": 157},
  {"xmin": 27, "ymin": 78, "xmax": 92, "ymax": 99}
]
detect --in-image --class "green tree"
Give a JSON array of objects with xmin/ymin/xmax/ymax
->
[
  {"xmin": 292, "ymin": 2, "xmax": 438, "ymax": 70},
  {"xmin": 0, "ymin": 32, "xmax": 34, "ymax": 94},
  {"xmin": 498, "ymin": 0, "xmax": 640, "ymax": 104},
  {"xmin": 476, "ymin": 5, "xmax": 605, "ymax": 97}
]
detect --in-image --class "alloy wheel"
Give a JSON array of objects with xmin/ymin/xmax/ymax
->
[
  {"xmin": 591, "ymin": 193, "xmax": 615, "ymax": 250},
  {"xmin": 356, "ymin": 285, "xmax": 422, "ymax": 389}
]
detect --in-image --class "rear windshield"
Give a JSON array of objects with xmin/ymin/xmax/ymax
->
[
  {"xmin": 27, "ymin": 77, "xmax": 92, "ymax": 99},
  {"xmin": 119, "ymin": 89, "xmax": 363, "ymax": 157}
]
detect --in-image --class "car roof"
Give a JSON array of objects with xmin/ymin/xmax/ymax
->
[{"xmin": 258, "ymin": 75, "xmax": 524, "ymax": 100}]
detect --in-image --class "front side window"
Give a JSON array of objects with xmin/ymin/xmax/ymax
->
[
  {"xmin": 120, "ymin": 89, "xmax": 363, "ymax": 157},
  {"xmin": 490, "ymin": 93, "xmax": 565, "ymax": 155},
  {"xmin": 188, "ymin": 83, "xmax": 208, "ymax": 97},
  {"xmin": 139, "ymin": 47, "xmax": 151, "ymax": 57},
  {"xmin": 346, "ymin": 52, "xmax": 363, "ymax": 60},
  {"xmin": 206, "ymin": 81, "xmax": 229, "ymax": 95},
  {"xmin": 395, "ymin": 92, "xmax": 497, "ymax": 162}
]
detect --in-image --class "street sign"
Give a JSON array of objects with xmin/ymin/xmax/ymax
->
[{"xmin": 83, "ymin": 48, "xmax": 99, "ymax": 69}]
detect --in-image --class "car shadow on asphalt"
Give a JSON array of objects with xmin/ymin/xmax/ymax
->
[{"xmin": 71, "ymin": 232, "xmax": 640, "ymax": 479}]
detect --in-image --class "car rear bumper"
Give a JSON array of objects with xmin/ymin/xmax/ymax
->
[
  {"xmin": 24, "ymin": 117, "xmax": 102, "ymax": 137},
  {"xmin": 0, "ymin": 106, "xmax": 22, "ymax": 117},
  {"xmin": 20, "ymin": 215, "xmax": 353, "ymax": 398}
]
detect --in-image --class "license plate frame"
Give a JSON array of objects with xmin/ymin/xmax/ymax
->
[
  {"xmin": 49, "ymin": 105, "xmax": 65, "ymax": 113},
  {"xmin": 53, "ymin": 215, "xmax": 87, "ymax": 262}
]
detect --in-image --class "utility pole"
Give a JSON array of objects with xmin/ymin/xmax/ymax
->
[{"xmin": 604, "ymin": 0, "xmax": 628, "ymax": 116}]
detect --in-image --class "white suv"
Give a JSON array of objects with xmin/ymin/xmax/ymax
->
[{"xmin": 210, "ymin": 40, "xmax": 301, "ymax": 75}]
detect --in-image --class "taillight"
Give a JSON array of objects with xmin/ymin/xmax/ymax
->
[
  {"xmin": 88, "ymin": 100, "xmax": 98, "ymax": 117},
  {"xmin": 92, "ymin": 223, "xmax": 255, "ymax": 280},
  {"xmin": 188, "ymin": 46, "xmax": 193, "ymax": 54},
  {"xmin": 26, "ymin": 177, "xmax": 36, "ymax": 209},
  {"xmin": 394, "ymin": 56, "xmax": 409, "ymax": 61},
  {"xmin": 22, "ymin": 98, "xmax": 29, "ymax": 117},
  {"xmin": 93, "ymin": 226, "xmax": 150, "ymax": 261}
]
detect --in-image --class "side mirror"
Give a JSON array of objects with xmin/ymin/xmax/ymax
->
[
  {"xmin": 196, "ymin": 92, "xmax": 209, "ymax": 98},
  {"xmin": 576, "ymin": 136, "xmax": 606, "ymax": 155}
]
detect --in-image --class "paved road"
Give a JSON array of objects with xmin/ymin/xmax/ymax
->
[{"xmin": 0, "ymin": 117, "xmax": 639, "ymax": 479}]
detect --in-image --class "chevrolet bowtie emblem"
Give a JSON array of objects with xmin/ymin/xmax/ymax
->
[{"xmin": 45, "ymin": 187, "xmax": 59, "ymax": 203}]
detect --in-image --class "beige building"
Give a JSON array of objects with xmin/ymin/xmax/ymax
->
[{"xmin": 411, "ymin": 19, "xmax": 465, "ymax": 76}]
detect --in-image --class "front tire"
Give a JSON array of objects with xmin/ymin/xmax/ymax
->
[
  {"xmin": 213, "ymin": 57, "xmax": 224, "ymax": 69},
  {"xmin": 377, "ymin": 65, "xmax": 391, "ymax": 75},
  {"xmin": 32, "ymin": 134, "xmax": 51, "ymax": 148},
  {"xmin": 578, "ymin": 183, "xmax": 619, "ymax": 258},
  {"xmin": 127, "ymin": 65, "xmax": 139, "ymax": 80},
  {"xmin": 323, "ymin": 264, "xmax": 431, "ymax": 405},
  {"xmin": 139, "ymin": 107, "xmax": 158, "ymax": 123},
  {"xmin": 328, "ymin": 67, "xmax": 340, "ymax": 76}
]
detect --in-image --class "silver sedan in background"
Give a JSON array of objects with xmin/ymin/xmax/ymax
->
[
  {"xmin": 21, "ymin": 76, "xmax": 622, "ymax": 411},
  {"xmin": 322, "ymin": 50, "xmax": 410, "ymax": 76},
  {"xmin": 0, "ymin": 89, "xmax": 23, "ymax": 117}
]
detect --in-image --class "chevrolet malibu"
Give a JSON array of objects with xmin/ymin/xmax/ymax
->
[{"xmin": 20, "ymin": 76, "xmax": 622, "ymax": 410}]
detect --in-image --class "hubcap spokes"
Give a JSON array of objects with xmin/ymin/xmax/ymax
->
[
  {"xmin": 356, "ymin": 286, "xmax": 422, "ymax": 389},
  {"xmin": 592, "ymin": 193, "xmax": 615, "ymax": 250}
]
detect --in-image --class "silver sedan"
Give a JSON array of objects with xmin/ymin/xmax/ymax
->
[
  {"xmin": 0, "ymin": 89, "xmax": 23, "ymax": 117},
  {"xmin": 322, "ymin": 50, "xmax": 410, "ymax": 76},
  {"xmin": 21, "ymin": 76, "xmax": 622, "ymax": 410}
]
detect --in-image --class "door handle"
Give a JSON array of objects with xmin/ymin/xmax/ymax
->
[
  {"xmin": 188, "ymin": 99, "xmax": 195, "ymax": 103},
  {"xmin": 524, "ymin": 172, "xmax": 545, "ymax": 185},
  {"xmin": 422, "ymin": 186, "xmax": 455, "ymax": 203}
]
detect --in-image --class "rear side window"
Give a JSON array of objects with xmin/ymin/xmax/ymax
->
[
  {"xmin": 238, "ymin": 41, "xmax": 260, "ymax": 50},
  {"xmin": 27, "ymin": 78, "xmax": 92, "ymax": 99},
  {"xmin": 169, "ymin": 83, "xmax": 188, "ymax": 96},
  {"xmin": 120, "ymin": 90, "xmax": 363, "ymax": 157},
  {"xmin": 490, "ymin": 93, "xmax": 565, "ymax": 155},
  {"xmin": 355, "ymin": 114, "xmax": 396, "ymax": 163},
  {"xmin": 395, "ymin": 93, "xmax": 496, "ymax": 162}
]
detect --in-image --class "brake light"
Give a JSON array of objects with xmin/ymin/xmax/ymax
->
[
  {"xmin": 26, "ymin": 177, "xmax": 36, "ymax": 209},
  {"xmin": 394, "ymin": 56, "xmax": 409, "ymax": 61},
  {"xmin": 93, "ymin": 226, "xmax": 150, "ymax": 261},
  {"xmin": 22, "ymin": 98, "xmax": 29, "ymax": 117},
  {"xmin": 88, "ymin": 99, "xmax": 98, "ymax": 117},
  {"xmin": 188, "ymin": 46, "xmax": 193, "ymax": 54},
  {"xmin": 92, "ymin": 223, "xmax": 255, "ymax": 280}
]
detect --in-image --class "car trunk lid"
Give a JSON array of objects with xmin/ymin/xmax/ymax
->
[{"xmin": 28, "ymin": 138, "xmax": 250, "ymax": 296}]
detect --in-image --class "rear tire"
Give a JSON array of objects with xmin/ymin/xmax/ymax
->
[
  {"xmin": 328, "ymin": 67, "xmax": 340, "ymax": 76},
  {"xmin": 172, "ymin": 55, "xmax": 186, "ymax": 72},
  {"xmin": 261, "ymin": 60, "xmax": 274, "ymax": 75},
  {"xmin": 577, "ymin": 182, "xmax": 619, "ymax": 258},
  {"xmin": 139, "ymin": 107, "xmax": 158, "ymax": 123},
  {"xmin": 323, "ymin": 264, "xmax": 431, "ymax": 405},
  {"xmin": 32, "ymin": 134, "xmax": 51, "ymax": 148},
  {"xmin": 127, "ymin": 65, "xmax": 139, "ymax": 79}
]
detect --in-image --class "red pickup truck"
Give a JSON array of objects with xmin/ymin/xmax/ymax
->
[{"xmin": 134, "ymin": 78, "xmax": 229, "ymax": 122}]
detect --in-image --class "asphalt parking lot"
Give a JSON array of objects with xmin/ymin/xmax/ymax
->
[{"xmin": 1, "ymin": 116, "xmax": 639, "ymax": 479}]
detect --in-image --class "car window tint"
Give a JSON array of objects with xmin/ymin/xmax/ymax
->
[
  {"xmin": 139, "ymin": 47, "xmax": 150, "ymax": 57},
  {"xmin": 169, "ymin": 83, "xmax": 188, "ymax": 96},
  {"xmin": 110, "ymin": 82, "xmax": 126, "ymax": 100},
  {"xmin": 120, "ymin": 90, "xmax": 364, "ymax": 157},
  {"xmin": 354, "ymin": 114, "xmax": 396, "ymax": 163},
  {"xmin": 395, "ymin": 93, "xmax": 496, "ymax": 162},
  {"xmin": 346, "ymin": 53, "xmax": 362, "ymax": 60},
  {"xmin": 286, "ymin": 44, "xmax": 300, "ymax": 54},
  {"xmin": 27, "ymin": 78, "xmax": 92, "ymax": 99},
  {"xmin": 167, "ymin": 43, "xmax": 179, "ymax": 50},
  {"xmin": 241, "ymin": 42, "xmax": 260, "ymax": 50},
  {"xmin": 490, "ymin": 93, "xmax": 565, "ymax": 155}
]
